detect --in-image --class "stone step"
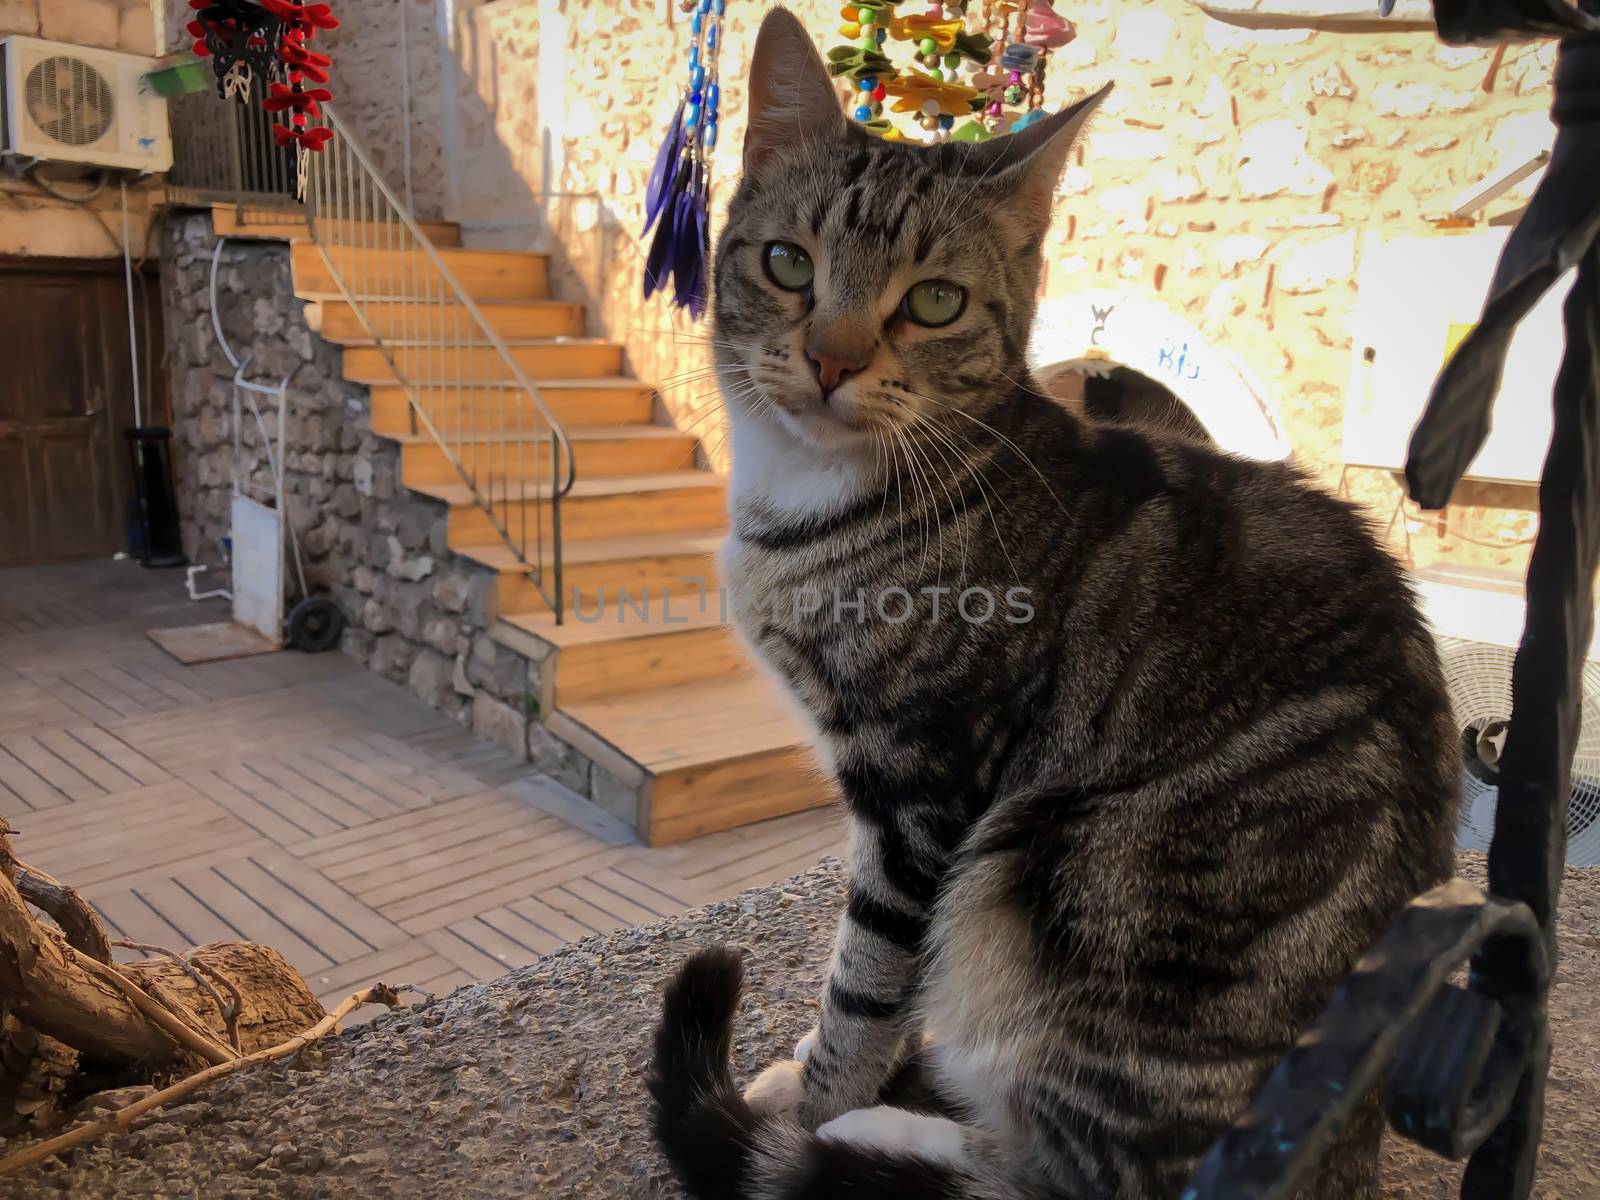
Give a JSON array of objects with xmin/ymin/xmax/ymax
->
[
  {"xmin": 457, "ymin": 529, "xmax": 725, "ymax": 616},
  {"xmin": 398, "ymin": 425, "xmax": 699, "ymax": 489},
  {"xmin": 548, "ymin": 672, "xmax": 825, "ymax": 846},
  {"xmin": 290, "ymin": 242, "xmax": 549, "ymax": 302},
  {"xmin": 496, "ymin": 588, "xmax": 744, "ymax": 706},
  {"xmin": 339, "ymin": 339, "xmax": 623, "ymax": 385},
  {"xmin": 414, "ymin": 470, "xmax": 728, "ymax": 546},
  {"xmin": 307, "ymin": 298, "xmax": 586, "ymax": 342},
  {"xmin": 370, "ymin": 380, "xmax": 654, "ymax": 435},
  {"xmin": 211, "ymin": 204, "xmax": 463, "ymax": 246}
]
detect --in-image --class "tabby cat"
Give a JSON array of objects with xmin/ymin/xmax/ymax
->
[{"xmin": 648, "ymin": 10, "xmax": 1459, "ymax": 1198}]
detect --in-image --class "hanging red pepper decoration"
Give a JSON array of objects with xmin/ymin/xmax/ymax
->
[{"xmin": 186, "ymin": 0, "xmax": 339, "ymax": 153}]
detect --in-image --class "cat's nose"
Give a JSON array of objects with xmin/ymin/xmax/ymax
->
[{"xmin": 805, "ymin": 346, "xmax": 869, "ymax": 397}]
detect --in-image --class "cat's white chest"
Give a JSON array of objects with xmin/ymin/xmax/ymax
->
[{"xmin": 727, "ymin": 408, "xmax": 869, "ymax": 518}]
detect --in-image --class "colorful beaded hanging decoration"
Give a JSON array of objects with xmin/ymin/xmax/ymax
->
[
  {"xmin": 828, "ymin": 2, "xmax": 990, "ymax": 144},
  {"xmin": 643, "ymin": 0, "xmax": 726, "ymax": 319},
  {"xmin": 826, "ymin": 0, "xmax": 1072, "ymax": 143},
  {"xmin": 186, "ymin": 0, "xmax": 338, "ymax": 193},
  {"xmin": 972, "ymin": 0, "xmax": 1075, "ymax": 135}
]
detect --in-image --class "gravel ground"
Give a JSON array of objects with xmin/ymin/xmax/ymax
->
[{"xmin": 3, "ymin": 854, "xmax": 1596, "ymax": 1199}]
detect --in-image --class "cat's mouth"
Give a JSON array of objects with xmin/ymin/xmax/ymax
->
[{"xmin": 770, "ymin": 397, "xmax": 881, "ymax": 453}]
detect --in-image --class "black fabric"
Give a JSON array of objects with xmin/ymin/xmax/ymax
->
[
  {"xmin": 1405, "ymin": 37, "xmax": 1600, "ymax": 508},
  {"xmin": 1189, "ymin": 13, "xmax": 1600, "ymax": 1199},
  {"xmin": 1403, "ymin": 27, "xmax": 1600, "ymax": 1198}
]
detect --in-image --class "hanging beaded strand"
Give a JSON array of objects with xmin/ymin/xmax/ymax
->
[
  {"xmin": 838, "ymin": 2, "xmax": 894, "ymax": 126},
  {"xmin": 683, "ymin": 0, "xmax": 724, "ymax": 153},
  {"xmin": 1013, "ymin": 0, "xmax": 1075, "ymax": 131},
  {"xmin": 979, "ymin": 0, "xmax": 1019, "ymax": 132},
  {"xmin": 969, "ymin": 0, "xmax": 1073, "ymax": 133}
]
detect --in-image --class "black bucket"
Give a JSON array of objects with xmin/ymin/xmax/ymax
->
[{"xmin": 124, "ymin": 426, "xmax": 186, "ymax": 568}]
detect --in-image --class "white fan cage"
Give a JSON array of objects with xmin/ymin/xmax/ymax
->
[{"xmin": 1439, "ymin": 636, "xmax": 1600, "ymax": 866}]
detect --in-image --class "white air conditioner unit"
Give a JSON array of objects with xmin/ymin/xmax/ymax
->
[{"xmin": 1, "ymin": 36, "xmax": 171, "ymax": 172}]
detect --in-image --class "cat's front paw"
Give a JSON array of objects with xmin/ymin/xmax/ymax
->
[
  {"xmin": 743, "ymin": 1059, "xmax": 806, "ymax": 1117},
  {"xmin": 794, "ymin": 1026, "xmax": 819, "ymax": 1064}
]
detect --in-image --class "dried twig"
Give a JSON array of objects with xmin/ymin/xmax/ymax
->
[
  {"xmin": 116, "ymin": 941, "xmax": 241, "ymax": 1052},
  {"xmin": 13, "ymin": 863, "xmax": 113, "ymax": 966},
  {"xmin": 187, "ymin": 958, "xmax": 245, "ymax": 1052},
  {"xmin": 0, "ymin": 983, "xmax": 403, "ymax": 1177}
]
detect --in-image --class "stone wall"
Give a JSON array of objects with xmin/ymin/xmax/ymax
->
[
  {"xmin": 314, "ymin": 0, "xmax": 454, "ymax": 222},
  {"xmin": 157, "ymin": 212, "xmax": 538, "ymax": 743},
  {"xmin": 0, "ymin": 0, "xmax": 164, "ymax": 258},
  {"xmin": 450, "ymin": 0, "xmax": 1557, "ymax": 576},
  {"xmin": 4, "ymin": 0, "xmax": 155, "ymax": 53}
]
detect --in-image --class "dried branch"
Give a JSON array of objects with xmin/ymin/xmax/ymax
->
[
  {"xmin": 0, "ymin": 983, "xmax": 403, "ymax": 1177},
  {"xmin": 13, "ymin": 863, "xmax": 113, "ymax": 966},
  {"xmin": 116, "ymin": 941, "xmax": 240, "ymax": 1052},
  {"xmin": 79, "ymin": 958, "xmax": 236, "ymax": 1068},
  {"xmin": 0, "ymin": 873, "xmax": 198, "ymax": 1067}
]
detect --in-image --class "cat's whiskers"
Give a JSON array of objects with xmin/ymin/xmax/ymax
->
[
  {"xmin": 916, "ymin": 413, "xmax": 1022, "ymax": 582},
  {"xmin": 878, "ymin": 393, "xmax": 1024, "ymax": 583},
  {"xmin": 873, "ymin": 390, "xmax": 1010, "ymax": 584},
  {"xmin": 897, "ymin": 383, "xmax": 1066, "ymax": 516},
  {"xmin": 623, "ymin": 327, "xmax": 751, "ymax": 353},
  {"xmin": 889, "ymin": 421, "xmax": 939, "ymax": 581},
  {"xmin": 885, "ymin": 421, "xmax": 909, "ymax": 563},
  {"xmin": 657, "ymin": 369, "xmax": 724, "ymax": 392},
  {"xmin": 897, "ymin": 418, "xmax": 957, "ymax": 584},
  {"xmin": 709, "ymin": 377, "xmax": 777, "ymax": 462},
  {"xmin": 675, "ymin": 366, "xmax": 760, "ymax": 433},
  {"xmin": 898, "ymin": 413, "xmax": 973, "ymax": 581}
]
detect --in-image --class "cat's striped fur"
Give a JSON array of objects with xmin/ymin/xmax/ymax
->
[{"xmin": 649, "ymin": 10, "xmax": 1458, "ymax": 1198}]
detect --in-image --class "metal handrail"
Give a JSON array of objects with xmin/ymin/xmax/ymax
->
[
  {"xmin": 166, "ymin": 90, "xmax": 303, "ymax": 220},
  {"xmin": 303, "ymin": 106, "xmax": 575, "ymax": 621}
]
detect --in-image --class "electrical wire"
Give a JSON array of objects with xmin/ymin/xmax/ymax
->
[
  {"xmin": 120, "ymin": 179, "xmax": 143, "ymax": 427},
  {"xmin": 20, "ymin": 163, "xmax": 108, "ymax": 204}
]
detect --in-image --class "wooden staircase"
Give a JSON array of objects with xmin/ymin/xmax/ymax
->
[{"xmin": 260, "ymin": 209, "xmax": 824, "ymax": 845}]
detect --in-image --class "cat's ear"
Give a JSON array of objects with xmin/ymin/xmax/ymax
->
[
  {"xmin": 964, "ymin": 84, "xmax": 1112, "ymax": 226},
  {"xmin": 744, "ymin": 8, "xmax": 848, "ymax": 174}
]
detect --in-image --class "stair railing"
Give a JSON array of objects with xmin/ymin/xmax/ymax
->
[
  {"xmin": 167, "ymin": 90, "xmax": 303, "ymax": 221},
  {"xmin": 303, "ymin": 106, "xmax": 574, "ymax": 621}
]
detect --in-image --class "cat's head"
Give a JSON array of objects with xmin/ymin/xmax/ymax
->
[{"xmin": 713, "ymin": 8, "xmax": 1107, "ymax": 457}]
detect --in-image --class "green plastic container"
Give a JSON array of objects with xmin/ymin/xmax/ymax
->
[{"xmin": 144, "ymin": 56, "xmax": 211, "ymax": 99}]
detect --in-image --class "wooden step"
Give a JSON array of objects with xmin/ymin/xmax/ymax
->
[
  {"xmin": 399, "ymin": 425, "xmax": 699, "ymax": 488},
  {"xmin": 550, "ymin": 672, "xmax": 826, "ymax": 845},
  {"xmin": 498, "ymin": 588, "xmax": 745, "ymax": 706},
  {"xmin": 340, "ymin": 340, "xmax": 622, "ymax": 385},
  {"xmin": 416, "ymin": 470, "xmax": 728, "ymax": 545},
  {"xmin": 290, "ymin": 243, "xmax": 548, "ymax": 301},
  {"xmin": 307, "ymin": 299, "xmax": 585, "ymax": 342},
  {"xmin": 370, "ymin": 380, "xmax": 654, "ymax": 435},
  {"xmin": 211, "ymin": 204, "xmax": 463, "ymax": 246},
  {"xmin": 458, "ymin": 529, "xmax": 724, "ymax": 615}
]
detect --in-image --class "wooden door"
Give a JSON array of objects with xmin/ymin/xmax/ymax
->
[{"xmin": 0, "ymin": 262, "xmax": 167, "ymax": 567}]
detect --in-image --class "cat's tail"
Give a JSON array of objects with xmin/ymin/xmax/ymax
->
[
  {"xmin": 649, "ymin": 947, "xmax": 1043, "ymax": 1200},
  {"xmin": 647, "ymin": 947, "xmax": 761, "ymax": 1200}
]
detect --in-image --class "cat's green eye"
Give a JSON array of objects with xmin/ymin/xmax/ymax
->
[
  {"xmin": 764, "ymin": 242, "xmax": 814, "ymax": 292},
  {"xmin": 902, "ymin": 279, "xmax": 967, "ymax": 328}
]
